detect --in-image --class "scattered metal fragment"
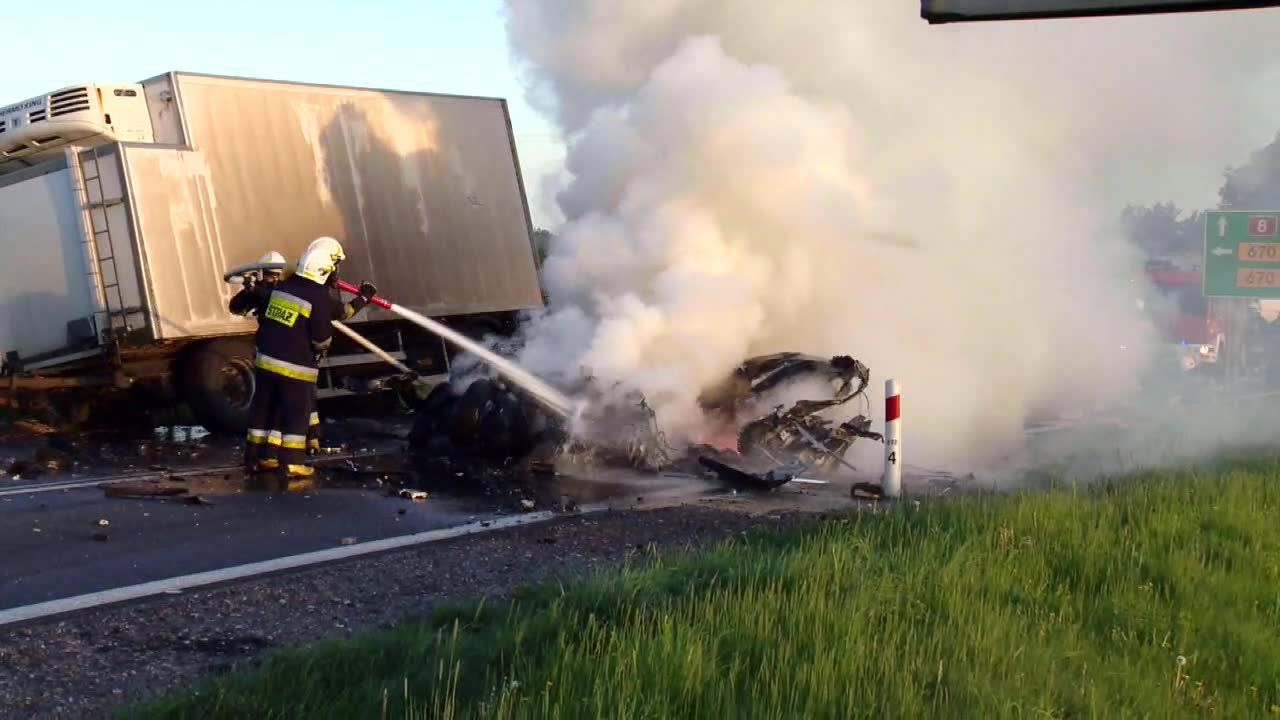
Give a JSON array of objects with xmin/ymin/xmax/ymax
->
[
  {"xmin": 520, "ymin": 499, "xmax": 535, "ymax": 511},
  {"xmin": 339, "ymin": 537, "xmax": 357, "ymax": 546},
  {"xmin": 700, "ymin": 353, "xmax": 871, "ymax": 418},
  {"xmin": 697, "ymin": 456, "xmax": 804, "ymax": 490},
  {"xmin": 736, "ymin": 404, "xmax": 881, "ymax": 475},
  {"xmin": 104, "ymin": 482, "xmax": 186, "ymax": 499},
  {"xmin": 398, "ymin": 489, "xmax": 428, "ymax": 501},
  {"xmin": 96, "ymin": 518, "xmax": 109, "ymax": 527}
]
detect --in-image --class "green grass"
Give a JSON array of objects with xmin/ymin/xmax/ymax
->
[{"xmin": 131, "ymin": 460, "xmax": 1280, "ymax": 719}]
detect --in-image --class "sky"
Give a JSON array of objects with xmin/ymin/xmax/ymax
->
[
  {"xmin": 0, "ymin": 0, "xmax": 567, "ymax": 226},
  {"xmin": 6, "ymin": 2, "xmax": 1280, "ymax": 231}
]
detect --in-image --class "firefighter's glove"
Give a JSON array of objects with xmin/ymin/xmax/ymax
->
[{"xmin": 358, "ymin": 282, "xmax": 378, "ymax": 302}]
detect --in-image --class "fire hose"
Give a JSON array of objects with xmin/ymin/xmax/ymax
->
[
  {"xmin": 334, "ymin": 280, "xmax": 573, "ymax": 417},
  {"xmin": 222, "ymin": 263, "xmax": 415, "ymax": 380},
  {"xmin": 220, "ymin": 261, "xmax": 572, "ymax": 417},
  {"xmin": 331, "ymin": 321, "xmax": 413, "ymax": 375}
]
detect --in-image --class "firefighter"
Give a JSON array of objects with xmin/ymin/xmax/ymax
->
[
  {"xmin": 243, "ymin": 237, "xmax": 346, "ymax": 477},
  {"xmin": 229, "ymin": 251, "xmax": 376, "ymax": 454},
  {"xmin": 229, "ymin": 251, "xmax": 287, "ymax": 317}
]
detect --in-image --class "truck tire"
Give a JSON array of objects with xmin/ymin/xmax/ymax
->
[{"xmin": 181, "ymin": 338, "xmax": 256, "ymax": 434}]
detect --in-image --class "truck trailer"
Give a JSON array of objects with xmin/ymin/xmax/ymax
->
[{"xmin": 0, "ymin": 72, "xmax": 544, "ymax": 431}]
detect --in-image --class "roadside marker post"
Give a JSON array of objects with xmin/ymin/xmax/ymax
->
[{"xmin": 883, "ymin": 379, "xmax": 902, "ymax": 498}]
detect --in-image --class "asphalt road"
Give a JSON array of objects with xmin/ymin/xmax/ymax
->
[
  {"xmin": 0, "ymin": 445, "xmax": 741, "ymax": 615},
  {"xmin": 0, "ymin": 412, "xmax": 909, "ymax": 619},
  {"xmin": 0, "ymin": 469, "xmax": 505, "ymax": 610}
]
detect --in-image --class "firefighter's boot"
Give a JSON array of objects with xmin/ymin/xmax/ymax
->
[{"xmin": 285, "ymin": 464, "xmax": 315, "ymax": 478}]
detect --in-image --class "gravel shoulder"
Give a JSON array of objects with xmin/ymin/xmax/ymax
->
[{"xmin": 0, "ymin": 503, "xmax": 812, "ymax": 719}]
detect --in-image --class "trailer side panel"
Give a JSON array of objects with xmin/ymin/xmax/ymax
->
[
  {"xmin": 118, "ymin": 145, "xmax": 255, "ymax": 340},
  {"xmin": 123, "ymin": 74, "xmax": 544, "ymax": 340},
  {"xmin": 0, "ymin": 162, "xmax": 97, "ymax": 358}
]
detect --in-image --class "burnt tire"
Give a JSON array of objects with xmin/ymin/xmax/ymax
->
[
  {"xmin": 408, "ymin": 382, "xmax": 456, "ymax": 447},
  {"xmin": 478, "ymin": 390, "xmax": 533, "ymax": 460},
  {"xmin": 181, "ymin": 338, "xmax": 256, "ymax": 434},
  {"xmin": 451, "ymin": 379, "xmax": 497, "ymax": 448}
]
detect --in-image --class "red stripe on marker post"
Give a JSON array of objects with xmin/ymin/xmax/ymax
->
[
  {"xmin": 885, "ymin": 394, "xmax": 901, "ymax": 423},
  {"xmin": 882, "ymin": 379, "xmax": 902, "ymax": 498}
]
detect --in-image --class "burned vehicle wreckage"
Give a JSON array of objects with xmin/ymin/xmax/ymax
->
[{"xmin": 407, "ymin": 352, "xmax": 882, "ymax": 488}]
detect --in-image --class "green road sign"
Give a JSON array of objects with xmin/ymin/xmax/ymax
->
[
  {"xmin": 922, "ymin": 1, "xmax": 1280, "ymax": 24},
  {"xmin": 1203, "ymin": 211, "xmax": 1280, "ymax": 298}
]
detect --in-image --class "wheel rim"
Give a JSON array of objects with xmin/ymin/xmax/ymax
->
[{"xmin": 220, "ymin": 358, "xmax": 255, "ymax": 411}]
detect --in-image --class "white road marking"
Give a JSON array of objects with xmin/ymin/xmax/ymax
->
[
  {"xmin": 0, "ymin": 510, "xmax": 564, "ymax": 627},
  {"xmin": 0, "ymin": 451, "xmax": 392, "ymax": 498},
  {"xmin": 0, "ymin": 483, "xmax": 733, "ymax": 627},
  {"xmin": 0, "ymin": 469, "xmax": 223, "ymax": 497}
]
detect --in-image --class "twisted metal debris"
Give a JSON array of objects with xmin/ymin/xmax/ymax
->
[{"xmin": 408, "ymin": 352, "xmax": 879, "ymax": 485}]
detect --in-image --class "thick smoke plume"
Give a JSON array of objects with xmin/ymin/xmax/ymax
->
[{"xmin": 502, "ymin": 1, "xmax": 1280, "ymax": 470}]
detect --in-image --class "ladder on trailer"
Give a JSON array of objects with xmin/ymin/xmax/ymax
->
[{"xmin": 78, "ymin": 145, "xmax": 133, "ymax": 345}]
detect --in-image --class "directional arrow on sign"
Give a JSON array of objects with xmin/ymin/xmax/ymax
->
[{"xmin": 1204, "ymin": 210, "xmax": 1280, "ymax": 298}]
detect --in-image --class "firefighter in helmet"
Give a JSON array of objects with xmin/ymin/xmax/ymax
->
[
  {"xmin": 243, "ymin": 237, "xmax": 345, "ymax": 477},
  {"xmin": 231, "ymin": 249, "xmax": 376, "ymax": 456},
  {"xmin": 229, "ymin": 251, "xmax": 287, "ymax": 317}
]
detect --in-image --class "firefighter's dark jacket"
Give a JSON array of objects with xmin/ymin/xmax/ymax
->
[
  {"xmin": 237, "ymin": 274, "xmax": 342, "ymax": 383},
  {"xmin": 230, "ymin": 272, "xmax": 368, "ymax": 322}
]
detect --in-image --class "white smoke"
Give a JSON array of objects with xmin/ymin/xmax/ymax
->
[{"xmin": 503, "ymin": 1, "xmax": 1280, "ymax": 469}]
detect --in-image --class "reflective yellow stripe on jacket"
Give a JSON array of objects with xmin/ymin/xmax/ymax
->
[
  {"xmin": 269, "ymin": 291, "xmax": 313, "ymax": 318},
  {"xmin": 254, "ymin": 352, "xmax": 319, "ymax": 383}
]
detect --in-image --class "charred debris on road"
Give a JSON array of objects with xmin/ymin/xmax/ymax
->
[
  {"xmin": 0, "ymin": 353, "xmax": 886, "ymax": 502},
  {"xmin": 408, "ymin": 352, "xmax": 884, "ymax": 492}
]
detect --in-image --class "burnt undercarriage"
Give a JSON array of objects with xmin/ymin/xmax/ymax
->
[{"xmin": 407, "ymin": 352, "xmax": 882, "ymax": 490}]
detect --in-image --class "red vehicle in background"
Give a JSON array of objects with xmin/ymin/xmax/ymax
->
[{"xmin": 1143, "ymin": 259, "xmax": 1225, "ymax": 372}]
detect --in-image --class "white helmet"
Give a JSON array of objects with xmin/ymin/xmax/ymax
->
[
  {"xmin": 296, "ymin": 236, "xmax": 346, "ymax": 284},
  {"xmin": 258, "ymin": 250, "xmax": 287, "ymax": 280}
]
